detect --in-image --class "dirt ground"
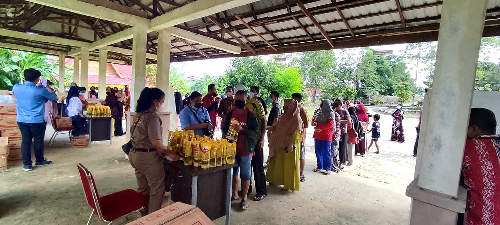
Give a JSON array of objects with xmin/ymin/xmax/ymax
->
[{"xmin": 0, "ymin": 107, "xmax": 417, "ymax": 225}]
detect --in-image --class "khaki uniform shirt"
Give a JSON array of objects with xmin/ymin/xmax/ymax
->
[{"xmin": 131, "ymin": 111, "xmax": 163, "ymax": 149}]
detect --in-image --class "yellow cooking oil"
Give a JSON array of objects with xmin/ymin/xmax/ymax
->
[
  {"xmin": 183, "ymin": 139, "xmax": 192, "ymax": 166},
  {"xmin": 200, "ymin": 142, "xmax": 211, "ymax": 169},
  {"xmin": 192, "ymin": 141, "xmax": 201, "ymax": 167}
]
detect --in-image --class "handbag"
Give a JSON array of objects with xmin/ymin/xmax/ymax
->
[
  {"xmin": 188, "ymin": 106, "xmax": 214, "ymax": 138},
  {"xmin": 122, "ymin": 112, "xmax": 147, "ymax": 155}
]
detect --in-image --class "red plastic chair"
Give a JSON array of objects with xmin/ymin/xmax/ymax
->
[{"xmin": 77, "ymin": 163, "xmax": 144, "ymax": 225}]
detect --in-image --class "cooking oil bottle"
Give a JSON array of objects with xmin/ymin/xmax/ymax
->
[
  {"xmin": 210, "ymin": 141, "xmax": 218, "ymax": 168},
  {"xmin": 183, "ymin": 139, "xmax": 192, "ymax": 166},
  {"xmin": 192, "ymin": 141, "xmax": 201, "ymax": 167},
  {"xmin": 200, "ymin": 142, "xmax": 211, "ymax": 169}
]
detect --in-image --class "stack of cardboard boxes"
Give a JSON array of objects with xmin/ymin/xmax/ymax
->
[
  {"xmin": 0, "ymin": 137, "xmax": 8, "ymax": 169},
  {"xmin": 0, "ymin": 103, "xmax": 22, "ymax": 161}
]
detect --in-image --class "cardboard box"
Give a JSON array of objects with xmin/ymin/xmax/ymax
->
[
  {"xmin": 71, "ymin": 135, "xmax": 89, "ymax": 148},
  {"xmin": 126, "ymin": 202, "xmax": 214, "ymax": 225},
  {"xmin": 8, "ymin": 139, "xmax": 21, "ymax": 150},
  {"xmin": 0, "ymin": 137, "xmax": 8, "ymax": 156},
  {"xmin": 7, "ymin": 148, "xmax": 22, "ymax": 161},
  {"xmin": 55, "ymin": 117, "xmax": 73, "ymax": 129},
  {"xmin": 0, "ymin": 103, "xmax": 16, "ymax": 115},
  {"xmin": 0, "ymin": 115, "xmax": 17, "ymax": 128},
  {"xmin": 1, "ymin": 128, "xmax": 22, "ymax": 139},
  {"xmin": 0, "ymin": 155, "xmax": 7, "ymax": 169}
]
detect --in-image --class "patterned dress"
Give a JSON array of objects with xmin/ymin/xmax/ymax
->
[
  {"xmin": 462, "ymin": 135, "xmax": 500, "ymax": 225},
  {"xmin": 391, "ymin": 109, "xmax": 405, "ymax": 142}
]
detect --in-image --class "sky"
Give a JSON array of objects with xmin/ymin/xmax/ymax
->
[{"xmin": 170, "ymin": 43, "xmax": 499, "ymax": 88}]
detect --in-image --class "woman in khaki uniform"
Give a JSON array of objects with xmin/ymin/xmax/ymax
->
[{"xmin": 129, "ymin": 87, "xmax": 180, "ymax": 214}]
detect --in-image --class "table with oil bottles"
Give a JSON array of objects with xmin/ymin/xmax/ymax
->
[
  {"xmin": 166, "ymin": 130, "xmax": 237, "ymax": 225},
  {"xmin": 86, "ymin": 105, "xmax": 113, "ymax": 146}
]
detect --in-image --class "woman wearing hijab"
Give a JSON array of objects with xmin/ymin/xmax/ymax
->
[
  {"xmin": 66, "ymin": 86, "xmax": 87, "ymax": 136},
  {"xmin": 355, "ymin": 100, "xmax": 369, "ymax": 123},
  {"xmin": 311, "ymin": 99, "xmax": 336, "ymax": 175},
  {"xmin": 391, "ymin": 104, "xmax": 405, "ymax": 142},
  {"xmin": 103, "ymin": 88, "xmax": 124, "ymax": 136},
  {"xmin": 266, "ymin": 99, "xmax": 303, "ymax": 191},
  {"xmin": 347, "ymin": 106, "xmax": 361, "ymax": 165},
  {"xmin": 88, "ymin": 86, "xmax": 98, "ymax": 99}
]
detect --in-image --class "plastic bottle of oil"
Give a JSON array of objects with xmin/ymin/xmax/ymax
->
[
  {"xmin": 200, "ymin": 142, "xmax": 211, "ymax": 169},
  {"xmin": 226, "ymin": 142, "xmax": 236, "ymax": 164},
  {"xmin": 192, "ymin": 141, "xmax": 201, "ymax": 167},
  {"xmin": 216, "ymin": 143, "xmax": 224, "ymax": 166},
  {"xmin": 210, "ymin": 142, "xmax": 218, "ymax": 168},
  {"xmin": 183, "ymin": 139, "xmax": 192, "ymax": 166}
]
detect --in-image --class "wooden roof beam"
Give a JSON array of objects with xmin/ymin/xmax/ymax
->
[
  {"xmin": 0, "ymin": 28, "xmax": 91, "ymax": 47},
  {"xmin": 167, "ymin": 27, "xmax": 241, "ymax": 54},
  {"xmin": 25, "ymin": 0, "xmax": 149, "ymax": 26},
  {"xmin": 206, "ymin": 16, "xmax": 256, "ymax": 54},
  {"xmin": 234, "ymin": 15, "xmax": 277, "ymax": 51},
  {"xmin": 297, "ymin": 0, "xmax": 334, "ymax": 48},
  {"xmin": 261, "ymin": 24, "xmax": 283, "ymax": 46},
  {"xmin": 395, "ymin": 0, "xmax": 406, "ymax": 27},
  {"xmin": 176, "ymin": 38, "xmax": 210, "ymax": 59},
  {"xmin": 158, "ymin": 0, "xmax": 184, "ymax": 7},
  {"xmin": 336, "ymin": 7, "xmax": 354, "ymax": 36}
]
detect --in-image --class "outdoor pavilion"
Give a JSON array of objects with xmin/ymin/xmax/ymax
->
[{"xmin": 0, "ymin": 0, "xmax": 498, "ymax": 224}]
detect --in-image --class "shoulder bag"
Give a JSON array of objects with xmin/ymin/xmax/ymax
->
[
  {"xmin": 122, "ymin": 112, "xmax": 148, "ymax": 155},
  {"xmin": 188, "ymin": 106, "xmax": 214, "ymax": 138}
]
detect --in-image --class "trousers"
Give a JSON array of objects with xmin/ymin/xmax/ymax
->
[
  {"xmin": 129, "ymin": 150, "xmax": 166, "ymax": 214},
  {"xmin": 251, "ymin": 147, "xmax": 267, "ymax": 196},
  {"xmin": 18, "ymin": 122, "xmax": 46, "ymax": 166},
  {"xmin": 315, "ymin": 139, "xmax": 332, "ymax": 171}
]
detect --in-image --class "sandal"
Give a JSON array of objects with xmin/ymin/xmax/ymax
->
[
  {"xmin": 231, "ymin": 196, "xmax": 240, "ymax": 201},
  {"xmin": 376, "ymin": 151, "xmax": 380, "ymax": 154},
  {"xmin": 253, "ymin": 195, "xmax": 266, "ymax": 201},
  {"xmin": 241, "ymin": 199, "xmax": 249, "ymax": 210},
  {"xmin": 300, "ymin": 175, "xmax": 306, "ymax": 182},
  {"xmin": 281, "ymin": 188, "xmax": 291, "ymax": 192},
  {"xmin": 323, "ymin": 171, "xmax": 332, "ymax": 175},
  {"xmin": 312, "ymin": 168, "xmax": 321, "ymax": 172}
]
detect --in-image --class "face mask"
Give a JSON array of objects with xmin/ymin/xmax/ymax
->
[
  {"xmin": 194, "ymin": 103, "xmax": 202, "ymax": 109},
  {"xmin": 248, "ymin": 92, "xmax": 255, "ymax": 98},
  {"xmin": 226, "ymin": 92, "xmax": 233, "ymax": 98},
  {"xmin": 267, "ymin": 97, "xmax": 273, "ymax": 104},
  {"xmin": 79, "ymin": 93, "xmax": 85, "ymax": 96},
  {"xmin": 235, "ymin": 100, "xmax": 245, "ymax": 109},
  {"xmin": 106, "ymin": 92, "xmax": 111, "ymax": 95}
]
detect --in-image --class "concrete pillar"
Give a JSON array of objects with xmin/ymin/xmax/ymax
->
[
  {"xmin": 73, "ymin": 55, "xmax": 80, "ymax": 85},
  {"xmin": 98, "ymin": 49, "xmax": 108, "ymax": 100},
  {"xmin": 408, "ymin": 0, "xmax": 488, "ymax": 224},
  {"xmin": 417, "ymin": 0, "xmax": 488, "ymax": 196},
  {"xmin": 58, "ymin": 52, "xmax": 66, "ymax": 91},
  {"xmin": 131, "ymin": 25, "xmax": 148, "ymax": 110},
  {"xmin": 156, "ymin": 29, "xmax": 172, "ymax": 108},
  {"xmin": 80, "ymin": 47, "xmax": 89, "ymax": 89}
]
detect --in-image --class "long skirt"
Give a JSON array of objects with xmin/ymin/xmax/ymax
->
[
  {"xmin": 338, "ymin": 133, "xmax": 348, "ymax": 164},
  {"xmin": 391, "ymin": 118, "xmax": 405, "ymax": 142},
  {"xmin": 266, "ymin": 132, "xmax": 301, "ymax": 191},
  {"xmin": 355, "ymin": 134, "xmax": 367, "ymax": 156},
  {"xmin": 330, "ymin": 138, "xmax": 340, "ymax": 171}
]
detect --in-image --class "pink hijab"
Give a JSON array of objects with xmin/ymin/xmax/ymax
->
[
  {"xmin": 357, "ymin": 103, "xmax": 369, "ymax": 122},
  {"xmin": 268, "ymin": 99, "xmax": 303, "ymax": 158}
]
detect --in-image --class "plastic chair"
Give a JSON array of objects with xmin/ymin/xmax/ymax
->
[
  {"xmin": 48, "ymin": 111, "xmax": 73, "ymax": 146},
  {"xmin": 77, "ymin": 163, "xmax": 144, "ymax": 225}
]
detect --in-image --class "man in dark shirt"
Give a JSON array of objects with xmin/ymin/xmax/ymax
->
[
  {"xmin": 221, "ymin": 90, "xmax": 259, "ymax": 211},
  {"xmin": 267, "ymin": 91, "xmax": 281, "ymax": 127},
  {"xmin": 334, "ymin": 97, "xmax": 351, "ymax": 165}
]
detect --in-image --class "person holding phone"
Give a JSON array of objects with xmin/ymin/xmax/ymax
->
[{"xmin": 180, "ymin": 91, "xmax": 214, "ymax": 137}]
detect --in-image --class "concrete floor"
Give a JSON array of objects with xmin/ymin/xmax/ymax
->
[{"xmin": 0, "ymin": 111, "xmax": 415, "ymax": 225}]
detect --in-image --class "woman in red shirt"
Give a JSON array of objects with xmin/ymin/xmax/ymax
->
[{"xmin": 312, "ymin": 99, "xmax": 336, "ymax": 175}]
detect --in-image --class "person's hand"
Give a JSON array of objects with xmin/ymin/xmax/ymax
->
[
  {"xmin": 165, "ymin": 152, "xmax": 181, "ymax": 161},
  {"xmin": 208, "ymin": 124, "xmax": 214, "ymax": 130},
  {"xmin": 199, "ymin": 123, "xmax": 209, "ymax": 128},
  {"xmin": 79, "ymin": 114, "xmax": 86, "ymax": 118},
  {"xmin": 312, "ymin": 122, "xmax": 317, "ymax": 126},
  {"xmin": 231, "ymin": 123, "xmax": 243, "ymax": 133},
  {"xmin": 315, "ymin": 128, "xmax": 322, "ymax": 133}
]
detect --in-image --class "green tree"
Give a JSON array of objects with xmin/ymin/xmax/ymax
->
[
  {"xmin": 275, "ymin": 67, "xmax": 303, "ymax": 98},
  {"xmin": 0, "ymin": 48, "xmax": 62, "ymax": 90},
  {"xmin": 355, "ymin": 49, "xmax": 379, "ymax": 100},
  {"xmin": 394, "ymin": 82, "xmax": 413, "ymax": 103},
  {"xmin": 190, "ymin": 74, "xmax": 218, "ymax": 95},
  {"xmin": 475, "ymin": 62, "xmax": 500, "ymax": 91},
  {"xmin": 294, "ymin": 50, "xmax": 336, "ymax": 102},
  {"xmin": 146, "ymin": 64, "xmax": 192, "ymax": 94}
]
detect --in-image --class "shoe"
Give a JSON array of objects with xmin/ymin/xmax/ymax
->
[
  {"xmin": 35, "ymin": 160, "xmax": 53, "ymax": 166},
  {"xmin": 23, "ymin": 165, "xmax": 33, "ymax": 172}
]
